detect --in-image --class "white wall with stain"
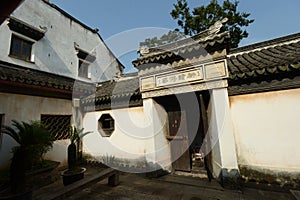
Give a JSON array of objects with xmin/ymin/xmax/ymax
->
[
  {"xmin": 82, "ymin": 102, "xmax": 172, "ymax": 172},
  {"xmin": 0, "ymin": 93, "xmax": 72, "ymax": 169},
  {"xmin": 207, "ymin": 88, "xmax": 239, "ymax": 179},
  {"xmin": 0, "ymin": 0, "xmax": 121, "ymax": 82},
  {"xmin": 0, "ymin": 0, "xmax": 123, "ymax": 169},
  {"xmin": 230, "ymin": 88, "xmax": 300, "ymax": 172}
]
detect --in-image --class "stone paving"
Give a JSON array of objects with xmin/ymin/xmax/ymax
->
[
  {"xmin": 34, "ymin": 165, "xmax": 297, "ymax": 200},
  {"xmin": 65, "ymin": 174, "xmax": 294, "ymax": 200}
]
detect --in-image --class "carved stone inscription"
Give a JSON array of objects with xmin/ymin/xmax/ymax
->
[
  {"xmin": 156, "ymin": 67, "xmax": 204, "ymax": 87},
  {"xmin": 141, "ymin": 76, "xmax": 155, "ymax": 91},
  {"xmin": 140, "ymin": 60, "xmax": 228, "ymax": 96},
  {"xmin": 205, "ymin": 61, "xmax": 227, "ymax": 79}
]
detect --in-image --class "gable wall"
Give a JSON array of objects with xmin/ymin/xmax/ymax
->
[{"xmin": 0, "ymin": 0, "xmax": 121, "ymax": 82}]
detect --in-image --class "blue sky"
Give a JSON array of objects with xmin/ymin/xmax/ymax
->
[{"xmin": 51, "ymin": 0, "xmax": 300, "ymax": 72}]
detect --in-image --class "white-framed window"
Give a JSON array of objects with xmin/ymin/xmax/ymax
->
[
  {"xmin": 9, "ymin": 34, "xmax": 34, "ymax": 62},
  {"xmin": 78, "ymin": 59, "xmax": 90, "ymax": 79},
  {"xmin": 76, "ymin": 47, "xmax": 96, "ymax": 79},
  {"xmin": 7, "ymin": 17, "xmax": 45, "ymax": 63}
]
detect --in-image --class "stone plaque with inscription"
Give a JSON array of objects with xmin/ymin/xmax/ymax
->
[
  {"xmin": 140, "ymin": 60, "xmax": 228, "ymax": 97},
  {"xmin": 205, "ymin": 61, "xmax": 227, "ymax": 79},
  {"xmin": 156, "ymin": 68, "xmax": 203, "ymax": 87},
  {"xmin": 141, "ymin": 76, "xmax": 155, "ymax": 91}
]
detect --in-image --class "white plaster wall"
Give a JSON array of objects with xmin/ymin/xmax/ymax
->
[
  {"xmin": 0, "ymin": 0, "xmax": 121, "ymax": 82},
  {"xmin": 230, "ymin": 88, "xmax": 300, "ymax": 172},
  {"xmin": 207, "ymin": 89, "xmax": 239, "ymax": 178},
  {"xmin": 0, "ymin": 92, "xmax": 72, "ymax": 169},
  {"xmin": 144, "ymin": 99, "xmax": 172, "ymax": 170},
  {"xmin": 82, "ymin": 104, "xmax": 172, "ymax": 171},
  {"xmin": 206, "ymin": 93, "xmax": 222, "ymax": 176}
]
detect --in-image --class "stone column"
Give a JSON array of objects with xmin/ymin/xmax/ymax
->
[
  {"xmin": 143, "ymin": 98, "xmax": 172, "ymax": 175},
  {"xmin": 208, "ymin": 88, "xmax": 240, "ymax": 188}
]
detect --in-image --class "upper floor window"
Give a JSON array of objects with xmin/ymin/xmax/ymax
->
[
  {"xmin": 10, "ymin": 34, "xmax": 33, "ymax": 62},
  {"xmin": 78, "ymin": 59, "xmax": 90, "ymax": 79},
  {"xmin": 75, "ymin": 46, "xmax": 96, "ymax": 79},
  {"xmin": 7, "ymin": 17, "xmax": 46, "ymax": 62}
]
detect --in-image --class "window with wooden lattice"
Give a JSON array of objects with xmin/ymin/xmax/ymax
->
[
  {"xmin": 10, "ymin": 34, "xmax": 33, "ymax": 62},
  {"xmin": 41, "ymin": 115, "xmax": 71, "ymax": 140}
]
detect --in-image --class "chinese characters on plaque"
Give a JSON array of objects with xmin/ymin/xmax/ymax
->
[
  {"xmin": 156, "ymin": 68, "xmax": 203, "ymax": 87},
  {"xmin": 140, "ymin": 60, "xmax": 227, "ymax": 92}
]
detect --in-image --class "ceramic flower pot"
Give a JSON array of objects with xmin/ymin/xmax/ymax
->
[{"xmin": 61, "ymin": 167, "xmax": 86, "ymax": 186}]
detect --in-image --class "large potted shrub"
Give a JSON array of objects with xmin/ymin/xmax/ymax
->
[
  {"xmin": 61, "ymin": 126, "xmax": 91, "ymax": 186},
  {"xmin": 0, "ymin": 120, "xmax": 53, "ymax": 200}
]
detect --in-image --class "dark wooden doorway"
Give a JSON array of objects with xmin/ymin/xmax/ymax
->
[
  {"xmin": 154, "ymin": 92, "xmax": 212, "ymax": 176},
  {"xmin": 167, "ymin": 110, "xmax": 191, "ymax": 171}
]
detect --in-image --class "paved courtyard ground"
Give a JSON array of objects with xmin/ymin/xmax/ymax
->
[
  {"xmin": 65, "ymin": 174, "xmax": 294, "ymax": 200},
  {"xmin": 34, "ymin": 164, "xmax": 297, "ymax": 200}
]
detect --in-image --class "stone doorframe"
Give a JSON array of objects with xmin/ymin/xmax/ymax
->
[{"xmin": 139, "ymin": 59, "xmax": 240, "ymax": 188}]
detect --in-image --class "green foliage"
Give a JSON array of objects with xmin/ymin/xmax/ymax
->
[
  {"xmin": 68, "ymin": 126, "xmax": 92, "ymax": 145},
  {"xmin": 67, "ymin": 126, "xmax": 92, "ymax": 170},
  {"xmin": 2, "ymin": 120, "xmax": 53, "ymax": 193},
  {"xmin": 140, "ymin": 0, "xmax": 253, "ymax": 48},
  {"xmin": 170, "ymin": 0, "xmax": 254, "ymax": 48},
  {"xmin": 2, "ymin": 120, "xmax": 53, "ymax": 168},
  {"xmin": 140, "ymin": 30, "xmax": 185, "ymax": 48}
]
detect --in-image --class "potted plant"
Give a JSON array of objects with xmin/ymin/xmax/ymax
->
[
  {"xmin": 61, "ymin": 126, "xmax": 91, "ymax": 186},
  {"xmin": 0, "ymin": 120, "xmax": 53, "ymax": 200}
]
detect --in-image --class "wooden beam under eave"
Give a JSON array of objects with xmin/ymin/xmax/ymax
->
[
  {"xmin": 0, "ymin": 0, "xmax": 24, "ymax": 25},
  {"xmin": 0, "ymin": 79, "xmax": 73, "ymax": 100}
]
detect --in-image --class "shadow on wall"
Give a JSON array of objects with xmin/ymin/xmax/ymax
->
[
  {"xmin": 44, "ymin": 140, "xmax": 69, "ymax": 167},
  {"xmin": 84, "ymin": 154, "xmax": 169, "ymax": 176},
  {"xmin": 0, "ymin": 135, "xmax": 19, "ymax": 170},
  {"xmin": 36, "ymin": 38, "xmax": 73, "ymax": 77}
]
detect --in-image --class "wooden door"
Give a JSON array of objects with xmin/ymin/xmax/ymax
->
[
  {"xmin": 199, "ymin": 93, "xmax": 213, "ymax": 180},
  {"xmin": 167, "ymin": 111, "xmax": 191, "ymax": 172}
]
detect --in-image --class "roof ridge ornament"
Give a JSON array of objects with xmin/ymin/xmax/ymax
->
[
  {"xmin": 137, "ymin": 47, "xmax": 149, "ymax": 56},
  {"xmin": 193, "ymin": 18, "xmax": 228, "ymax": 42},
  {"xmin": 208, "ymin": 18, "xmax": 228, "ymax": 35},
  {"xmin": 136, "ymin": 18, "xmax": 229, "ymax": 57}
]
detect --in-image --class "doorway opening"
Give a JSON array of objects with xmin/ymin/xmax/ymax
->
[{"xmin": 154, "ymin": 91, "xmax": 212, "ymax": 179}]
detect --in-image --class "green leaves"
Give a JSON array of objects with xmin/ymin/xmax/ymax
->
[
  {"xmin": 69, "ymin": 126, "xmax": 92, "ymax": 144},
  {"xmin": 2, "ymin": 120, "xmax": 54, "ymax": 169},
  {"xmin": 139, "ymin": 30, "xmax": 185, "ymax": 48},
  {"xmin": 67, "ymin": 126, "xmax": 92, "ymax": 169},
  {"xmin": 140, "ymin": 0, "xmax": 254, "ymax": 49},
  {"xmin": 2, "ymin": 120, "xmax": 53, "ymax": 148},
  {"xmin": 172, "ymin": 0, "xmax": 254, "ymax": 48}
]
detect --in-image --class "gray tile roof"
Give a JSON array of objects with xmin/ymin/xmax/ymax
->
[
  {"xmin": 0, "ymin": 60, "xmax": 94, "ymax": 99},
  {"xmin": 82, "ymin": 77, "xmax": 142, "ymax": 110},
  {"xmin": 227, "ymin": 32, "xmax": 300, "ymax": 95},
  {"xmin": 133, "ymin": 19, "xmax": 230, "ymax": 68},
  {"xmin": 86, "ymin": 32, "xmax": 300, "ymax": 106},
  {"xmin": 133, "ymin": 31, "xmax": 230, "ymax": 68},
  {"xmin": 228, "ymin": 32, "xmax": 300, "ymax": 81}
]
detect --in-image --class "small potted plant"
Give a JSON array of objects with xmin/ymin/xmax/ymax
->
[
  {"xmin": 61, "ymin": 126, "xmax": 91, "ymax": 186},
  {"xmin": 0, "ymin": 120, "xmax": 53, "ymax": 200}
]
